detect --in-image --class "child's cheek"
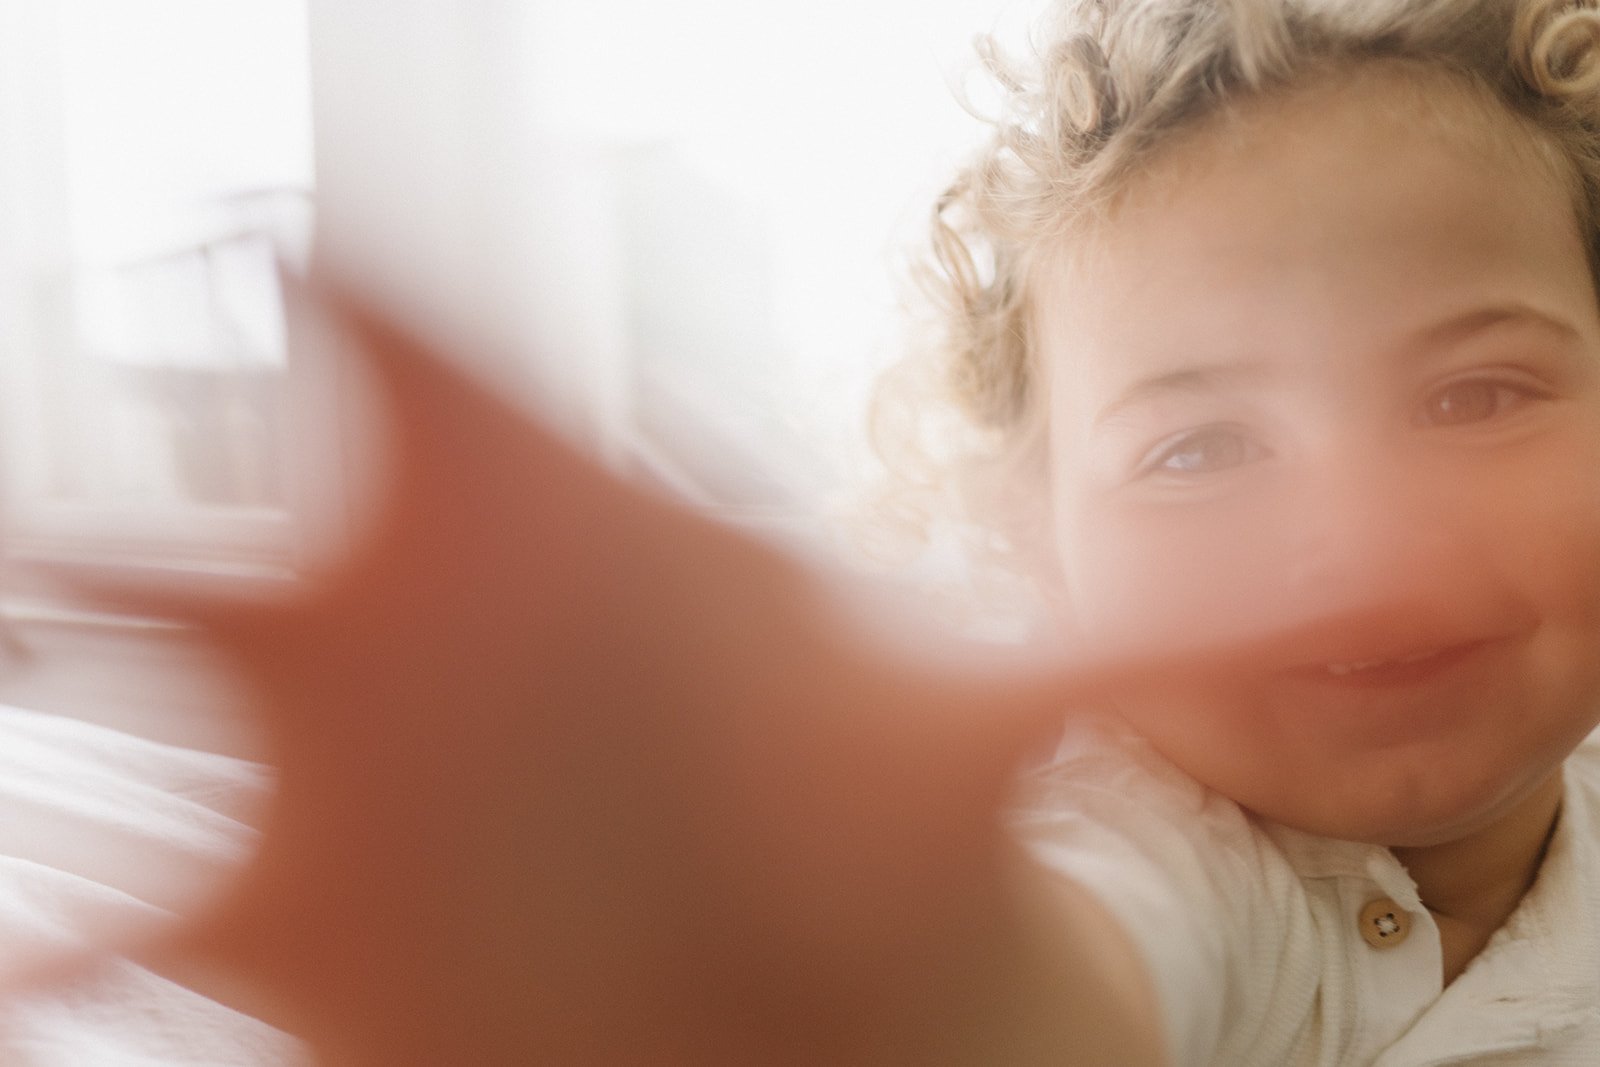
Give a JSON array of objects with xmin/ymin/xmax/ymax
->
[
  {"xmin": 1493, "ymin": 433, "xmax": 1600, "ymax": 653},
  {"xmin": 1053, "ymin": 493, "xmax": 1284, "ymax": 658}
]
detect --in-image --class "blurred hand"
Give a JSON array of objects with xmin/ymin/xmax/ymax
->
[{"xmin": 71, "ymin": 283, "xmax": 1167, "ymax": 1066}]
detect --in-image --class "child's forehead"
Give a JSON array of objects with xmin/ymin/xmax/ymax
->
[
  {"xmin": 1026, "ymin": 61, "xmax": 1595, "ymax": 405},
  {"xmin": 1033, "ymin": 61, "xmax": 1584, "ymax": 309},
  {"xmin": 1051, "ymin": 61, "xmax": 1578, "ymax": 267}
]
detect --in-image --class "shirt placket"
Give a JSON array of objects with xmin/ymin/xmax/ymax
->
[{"xmin": 1340, "ymin": 852, "xmax": 1444, "ymax": 1064}]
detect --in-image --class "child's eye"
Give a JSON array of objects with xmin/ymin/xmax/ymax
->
[
  {"xmin": 1418, "ymin": 377, "xmax": 1546, "ymax": 427},
  {"xmin": 1142, "ymin": 425, "xmax": 1265, "ymax": 476}
]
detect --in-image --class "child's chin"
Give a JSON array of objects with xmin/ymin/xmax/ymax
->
[
  {"xmin": 1301, "ymin": 813, "xmax": 1476, "ymax": 849},
  {"xmin": 1245, "ymin": 805, "xmax": 1423, "ymax": 846},
  {"xmin": 1251, "ymin": 777, "xmax": 1545, "ymax": 850}
]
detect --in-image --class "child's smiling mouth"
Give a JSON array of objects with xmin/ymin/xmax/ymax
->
[
  {"xmin": 1264, "ymin": 619, "xmax": 1536, "ymax": 701},
  {"xmin": 1212, "ymin": 601, "xmax": 1539, "ymax": 693},
  {"xmin": 1324, "ymin": 650, "xmax": 1443, "ymax": 676},
  {"xmin": 1308, "ymin": 641, "xmax": 1492, "ymax": 686},
  {"xmin": 1260, "ymin": 632, "xmax": 1528, "ymax": 744}
]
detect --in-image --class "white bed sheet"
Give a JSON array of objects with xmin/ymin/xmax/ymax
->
[{"xmin": 0, "ymin": 703, "xmax": 306, "ymax": 1064}]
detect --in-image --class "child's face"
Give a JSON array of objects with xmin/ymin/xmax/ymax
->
[{"xmin": 1040, "ymin": 69, "xmax": 1600, "ymax": 847}]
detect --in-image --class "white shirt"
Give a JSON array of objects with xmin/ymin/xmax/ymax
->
[
  {"xmin": 0, "ymin": 704, "xmax": 308, "ymax": 1065},
  {"xmin": 1015, "ymin": 717, "xmax": 1600, "ymax": 1066}
]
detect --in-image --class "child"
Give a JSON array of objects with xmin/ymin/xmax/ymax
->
[
  {"xmin": 877, "ymin": 0, "xmax": 1600, "ymax": 1061},
  {"xmin": 79, "ymin": 0, "xmax": 1600, "ymax": 1063}
]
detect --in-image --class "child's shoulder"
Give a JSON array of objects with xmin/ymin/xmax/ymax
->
[
  {"xmin": 1012, "ymin": 715, "xmax": 1365, "ymax": 1065},
  {"xmin": 1015, "ymin": 713, "xmax": 1263, "ymax": 848},
  {"xmin": 1552, "ymin": 727, "xmax": 1600, "ymax": 864},
  {"xmin": 1557, "ymin": 727, "xmax": 1600, "ymax": 851},
  {"xmin": 1018, "ymin": 713, "xmax": 1208, "ymax": 810},
  {"xmin": 1565, "ymin": 725, "xmax": 1600, "ymax": 786}
]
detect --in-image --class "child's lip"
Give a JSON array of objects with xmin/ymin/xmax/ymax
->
[{"xmin": 1285, "ymin": 637, "xmax": 1500, "ymax": 687}]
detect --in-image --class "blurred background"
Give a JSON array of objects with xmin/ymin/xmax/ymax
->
[{"xmin": 0, "ymin": 0, "xmax": 1039, "ymax": 746}]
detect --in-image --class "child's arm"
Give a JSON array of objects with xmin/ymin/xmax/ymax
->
[{"xmin": 81, "ymin": 282, "xmax": 1170, "ymax": 1066}]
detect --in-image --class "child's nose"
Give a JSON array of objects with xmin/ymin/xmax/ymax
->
[{"xmin": 1276, "ymin": 449, "xmax": 1494, "ymax": 614}]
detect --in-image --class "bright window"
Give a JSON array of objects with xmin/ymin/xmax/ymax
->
[
  {"xmin": 0, "ymin": 0, "xmax": 313, "ymax": 571},
  {"xmin": 0, "ymin": 0, "xmax": 1035, "ymax": 576}
]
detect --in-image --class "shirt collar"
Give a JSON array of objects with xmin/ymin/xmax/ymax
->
[{"xmin": 1374, "ymin": 757, "xmax": 1600, "ymax": 1064}]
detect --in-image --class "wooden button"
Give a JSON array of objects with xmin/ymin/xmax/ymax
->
[{"xmin": 1358, "ymin": 897, "xmax": 1411, "ymax": 948}]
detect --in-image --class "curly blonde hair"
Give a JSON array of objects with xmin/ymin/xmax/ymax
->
[{"xmin": 872, "ymin": 0, "xmax": 1600, "ymax": 598}]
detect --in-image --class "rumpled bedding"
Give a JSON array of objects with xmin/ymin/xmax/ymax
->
[{"xmin": 0, "ymin": 704, "xmax": 307, "ymax": 1064}]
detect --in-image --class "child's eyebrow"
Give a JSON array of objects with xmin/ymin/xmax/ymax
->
[
  {"xmin": 1093, "ymin": 361, "xmax": 1272, "ymax": 430},
  {"xmin": 1091, "ymin": 305, "xmax": 1585, "ymax": 430},
  {"xmin": 1406, "ymin": 304, "xmax": 1582, "ymax": 352}
]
